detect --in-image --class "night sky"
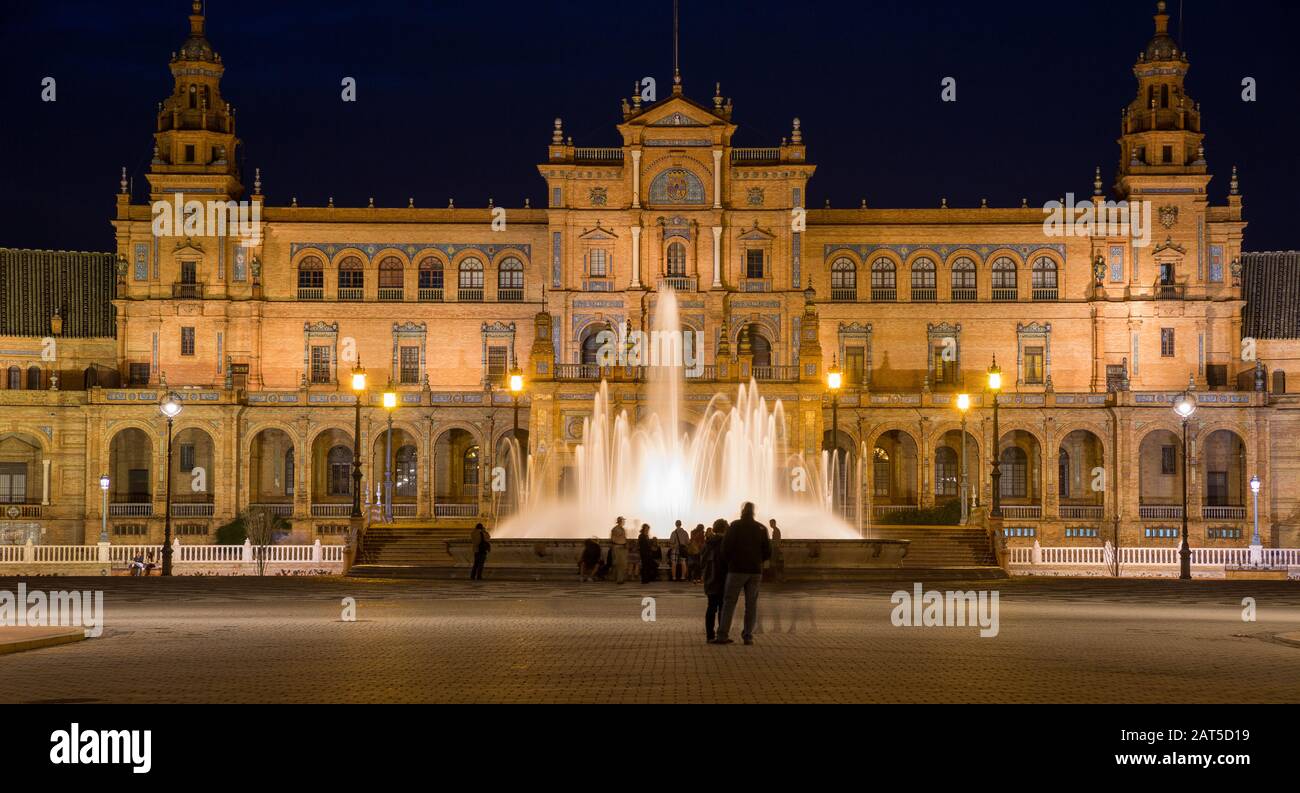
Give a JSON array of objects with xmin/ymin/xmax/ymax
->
[{"xmin": 1, "ymin": 0, "xmax": 1297, "ymax": 253}]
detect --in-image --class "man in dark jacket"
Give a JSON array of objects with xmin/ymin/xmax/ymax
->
[
  {"xmin": 700, "ymin": 520, "xmax": 728, "ymax": 642},
  {"xmin": 713, "ymin": 502, "xmax": 771, "ymax": 645}
]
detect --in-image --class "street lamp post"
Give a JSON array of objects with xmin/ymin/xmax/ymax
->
[
  {"xmin": 509, "ymin": 366, "xmax": 525, "ymax": 446},
  {"xmin": 826, "ymin": 359, "xmax": 843, "ymax": 517},
  {"xmin": 987, "ymin": 359, "xmax": 1003, "ymax": 519},
  {"xmin": 159, "ymin": 393, "xmax": 183, "ymax": 576},
  {"xmin": 383, "ymin": 385, "xmax": 397, "ymax": 524},
  {"xmin": 350, "ymin": 364, "xmax": 367, "ymax": 521},
  {"xmin": 98, "ymin": 474, "xmax": 110, "ymax": 543},
  {"xmin": 955, "ymin": 393, "xmax": 971, "ymax": 526},
  {"xmin": 1174, "ymin": 392, "xmax": 1197, "ymax": 580}
]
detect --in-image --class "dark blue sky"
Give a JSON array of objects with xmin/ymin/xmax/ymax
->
[{"xmin": 1, "ymin": 0, "xmax": 1297, "ymax": 252}]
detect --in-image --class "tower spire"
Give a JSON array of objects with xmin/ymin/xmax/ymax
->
[{"xmin": 672, "ymin": 0, "xmax": 682, "ymax": 94}]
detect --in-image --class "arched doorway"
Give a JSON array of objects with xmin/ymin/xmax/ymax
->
[
  {"xmin": 0, "ymin": 433, "xmax": 43, "ymax": 506},
  {"xmin": 372, "ymin": 428, "xmax": 420, "ymax": 518},
  {"xmin": 822, "ymin": 429, "xmax": 856, "ymax": 519},
  {"xmin": 310, "ymin": 429, "xmax": 355, "ymax": 517},
  {"xmin": 1202, "ymin": 430, "xmax": 1247, "ymax": 518},
  {"xmin": 170, "ymin": 427, "xmax": 216, "ymax": 517},
  {"xmin": 494, "ymin": 429, "xmax": 530, "ymax": 518},
  {"xmin": 872, "ymin": 430, "xmax": 918, "ymax": 520},
  {"xmin": 935, "ymin": 429, "xmax": 980, "ymax": 508},
  {"xmin": 1059, "ymin": 430, "xmax": 1105, "ymax": 518},
  {"xmin": 108, "ymin": 428, "xmax": 153, "ymax": 516},
  {"xmin": 744, "ymin": 324, "xmax": 772, "ymax": 369},
  {"xmin": 434, "ymin": 428, "xmax": 480, "ymax": 517},
  {"xmin": 249, "ymin": 429, "xmax": 296, "ymax": 516},
  {"xmin": 998, "ymin": 430, "xmax": 1042, "ymax": 515}
]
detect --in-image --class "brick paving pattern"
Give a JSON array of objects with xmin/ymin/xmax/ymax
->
[{"xmin": 0, "ymin": 575, "xmax": 1297, "ymax": 703}]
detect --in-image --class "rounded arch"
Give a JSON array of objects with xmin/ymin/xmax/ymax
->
[
  {"xmin": 0, "ymin": 431, "xmax": 46, "ymax": 506},
  {"xmin": 1274, "ymin": 370, "xmax": 1287, "ymax": 394},
  {"xmin": 830, "ymin": 257, "xmax": 858, "ymax": 284},
  {"xmin": 1137, "ymin": 427, "xmax": 1184, "ymax": 507},
  {"xmin": 497, "ymin": 256, "xmax": 524, "ymax": 291},
  {"xmin": 5, "ymin": 367, "xmax": 20, "ymax": 390},
  {"xmin": 647, "ymin": 166, "xmax": 708, "ymax": 205},
  {"xmin": 1201, "ymin": 428, "xmax": 1248, "ymax": 508},
  {"xmin": 664, "ymin": 238, "xmax": 689, "ymax": 276},
  {"xmin": 456, "ymin": 255, "xmax": 485, "ymax": 291},
  {"xmin": 335, "ymin": 253, "xmax": 365, "ymax": 296},
  {"xmin": 1058, "ymin": 429, "xmax": 1105, "ymax": 503},
  {"xmin": 824, "ymin": 248, "xmax": 863, "ymax": 270},
  {"xmin": 434, "ymin": 426, "xmax": 484, "ymax": 509},
  {"xmin": 934, "ymin": 428, "xmax": 981, "ymax": 503},
  {"xmin": 740, "ymin": 323, "xmax": 773, "ymax": 368},
  {"xmin": 371, "ymin": 248, "xmax": 412, "ymax": 268},
  {"xmin": 378, "ymin": 255, "xmax": 405, "ymax": 291},
  {"xmin": 869, "ymin": 255, "xmax": 899, "ymax": 298},
  {"xmin": 997, "ymin": 429, "xmax": 1042, "ymax": 503},
  {"xmin": 372, "ymin": 425, "xmax": 423, "ymax": 505},
  {"xmin": 311, "ymin": 428, "xmax": 356, "ymax": 501},
  {"xmin": 107, "ymin": 427, "xmax": 155, "ymax": 504},
  {"xmin": 871, "ymin": 429, "xmax": 920, "ymax": 506},
  {"xmin": 491, "ymin": 247, "xmax": 531, "ymax": 268},
  {"xmin": 1031, "ymin": 254, "xmax": 1060, "ymax": 297},
  {"xmin": 417, "ymin": 254, "xmax": 446, "ymax": 295},
  {"xmin": 248, "ymin": 427, "xmax": 298, "ymax": 505},
  {"xmin": 991, "ymin": 254, "xmax": 1020, "ymax": 294},
  {"xmin": 578, "ymin": 320, "xmax": 615, "ymax": 366},
  {"xmin": 908, "ymin": 254, "xmax": 937, "ymax": 294}
]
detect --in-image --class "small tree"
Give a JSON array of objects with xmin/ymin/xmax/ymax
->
[{"xmin": 243, "ymin": 507, "xmax": 287, "ymax": 576}]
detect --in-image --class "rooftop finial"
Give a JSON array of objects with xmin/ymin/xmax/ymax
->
[
  {"xmin": 1154, "ymin": 0, "xmax": 1170, "ymax": 35},
  {"xmin": 120, "ymin": 167, "xmax": 128, "ymax": 194},
  {"xmin": 1094, "ymin": 166, "xmax": 1103, "ymax": 196},
  {"xmin": 552, "ymin": 118, "xmax": 563, "ymax": 145},
  {"xmin": 254, "ymin": 167, "xmax": 262, "ymax": 195},
  {"xmin": 1230, "ymin": 165, "xmax": 1240, "ymax": 195},
  {"xmin": 672, "ymin": 0, "xmax": 682, "ymax": 94}
]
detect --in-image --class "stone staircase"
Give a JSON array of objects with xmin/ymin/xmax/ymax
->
[
  {"xmin": 354, "ymin": 526, "xmax": 468, "ymax": 567},
  {"xmin": 869, "ymin": 525, "xmax": 1001, "ymax": 571}
]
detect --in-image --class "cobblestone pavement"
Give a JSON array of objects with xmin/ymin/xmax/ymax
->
[{"xmin": 1, "ymin": 575, "xmax": 1297, "ymax": 703}]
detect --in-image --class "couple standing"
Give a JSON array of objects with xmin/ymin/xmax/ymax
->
[{"xmin": 703, "ymin": 502, "xmax": 772, "ymax": 646}]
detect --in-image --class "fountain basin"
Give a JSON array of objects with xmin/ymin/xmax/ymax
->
[{"xmin": 446, "ymin": 538, "xmax": 910, "ymax": 581}]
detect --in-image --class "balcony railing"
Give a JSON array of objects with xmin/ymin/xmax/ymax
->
[
  {"xmin": 171, "ymin": 502, "xmax": 215, "ymax": 518},
  {"xmin": 391, "ymin": 504, "xmax": 418, "ymax": 518},
  {"xmin": 741, "ymin": 278, "xmax": 772, "ymax": 293},
  {"xmin": 298, "ymin": 287, "xmax": 324, "ymax": 301},
  {"xmin": 337, "ymin": 287, "xmax": 364, "ymax": 302},
  {"xmin": 573, "ymin": 147, "xmax": 624, "ymax": 163},
  {"xmin": 1001, "ymin": 505, "xmax": 1042, "ymax": 520},
  {"xmin": 0, "ymin": 503, "xmax": 43, "ymax": 518},
  {"xmin": 434, "ymin": 503, "xmax": 479, "ymax": 518},
  {"xmin": 556, "ymin": 364, "xmax": 601, "ymax": 381},
  {"xmin": 659, "ymin": 276, "xmax": 696, "ymax": 292},
  {"xmin": 172, "ymin": 283, "xmax": 204, "ymax": 300},
  {"xmin": 1059, "ymin": 504, "xmax": 1104, "ymax": 520},
  {"xmin": 1202, "ymin": 506, "xmax": 1246, "ymax": 520},
  {"xmin": 378, "ymin": 288, "xmax": 404, "ymax": 302},
  {"xmin": 830, "ymin": 288, "xmax": 857, "ymax": 302},
  {"xmin": 497, "ymin": 288, "xmax": 524, "ymax": 302},
  {"xmin": 1139, "ymin": 504, "xmax": 1184, "ymax": 520},
  {"xmin": 911, "ymin": 287, "xmax": 937, "ymax": 302},
  {"xmin": 992, "ymin": 288, "xmax": 1019, "ymax": 302},
  {"xmin": 951, "ymin": 288, "xmax": 977, "ymax": 302},
  {"xmin": 311, "ymin": 504, "xmax": 352, "ymax": 518},
  {"xmin": 418, "ymin": 287, "xmax": 444, "ymax": 302},
  {"xmin": 872, "ymin": 504, "xmax": 919, "ymax": 519},
  {"xmin": 458, "ymin": 287, "xmax": 484, "ymax": 302},
  {"xmin": 871, "ymin": 288, "xmax": 897, "ymax": 302},
  {"xmin": 752, "ymin": 365, "xmax": 799, "ymax": 382},
  {"xmin": 110, "ymin": 503, "xmax": 153, "ymax": 518},
  {"xmin": 250, "ymin": 503, "xmax": 294, "ymax": 517},
  {"xmin": 731, "ymin": 147, "xmax": 781, "ymax": 164},
  {"xmin": 1155, "ymin": 283, "xmax": 1185, "ymax": 300},
  {"xmin": 1032, "ymin": 288, "xmax": 1059, "ymax": 301}
]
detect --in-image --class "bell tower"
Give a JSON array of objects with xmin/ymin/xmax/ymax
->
[
  {"xmin": 1115, "ymin": 1, "xmax": 1207, "ymax": 196},
  {"xmin": 146, "ymin": 1, "xmax": 243, "ymax": 200}
]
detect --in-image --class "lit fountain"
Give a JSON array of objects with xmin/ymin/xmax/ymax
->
[{"xmin": 496, "ymin": 289, "xmax": 863, "ymax": 540}]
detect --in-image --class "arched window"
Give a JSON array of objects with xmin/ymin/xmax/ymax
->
[
  {"xmin": 746, "ymin": 325, "xmax": 772, "ymax": 369},
  {"xmin": 1275, "ymin": 370, "xmax": 1287, "ymax": 394},
  {"xmin": 666, "ymin": 242, "xmax": 687, "ymax": 276},
  {"xmin": 458, "ymin": 257, "xmax": 484, "ymax": 300},
  {"xmin": 498, "ymin": 257, "xmax": 524, "ymax": 301},
  {"xmin": 581, "ymin": 327, "xmax": 606, "ymax": 367},
  {"xmin": 911, "ymin": 257, "xmax": 936, "ymax": 300},
  {"xmin": 327, "ymin": 445, "xmax": 352, "ymax": 496},
  {"xmin": 951, "ymin": 257, "xmax": 977, "ymax": 300},
  {"xmin": 1032, "ymin": 257, "xmax": 1059, "ymax": 299},
  {"xmin": 297, "ymin": 256, "xmax": 324, "ymax": 297},
  {"xmin": 395, "ymin": 446, "xmax": 418, "ymax": 498},
  {"xmin": 935, "ymin": 447, "xmax": 958, "ymax": 497},
  {"xmin": 1000, "ymin": 447, "xmax": 1028, "ymax": 498},
  {"xmin": 463, "ymin": 446, "xmax": 480, "ymax": 487},
  {"xmin": 418, "ymin": 257, "xmax": 444, "ymax": 300},
  {"xmin": 992, "ymin": 256, "xmax": 1018, "ymax": 300},
  {"xmin": 84, "ymin": 366, "xmax": 98, "ymax": 390},
  {"xmin": 1058, "ymin": 449, "xmax": 1070, "ymax": 499},
  {"xmin": 1160, "ymin": 84, "xmax": 1170, "ymax": 109},
  {"xmin": 26, "ymin": 367, "xmax": 41, "ymax": 391},
  {"xmin": 378, "ymin": 256, "xmax": 404, "ymax": 300},
  {"xmin": 831, "ymin": 258, "xmax": 857, "ymax": 300},
  {"xmin": 870, "ymin": 258, "xmax": 897, "ymax": 300},
  {"xmin": 6, "ymin": 367, "xmax": 19, "ymax": 390},
  {"xmin": 337, "ymin": 255, "xmax": 364, "ymax": 300}
]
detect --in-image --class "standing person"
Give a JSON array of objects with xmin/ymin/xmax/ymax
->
[
  {"xmin": 670, "ymin": 520, "xmax": 690, "ymax": 582},
  {"xmin": 713, "ymin": 502, "xmax": 771, "ymax": 646},
  {"xmin": 638, "ymin": 524, "xmax": 659, "ymax": 584},
  {"xmin": 469, "ymin": 522, "xmax": 491, "ymax": 581},
  {"xmin": 688, "ymin": 523, "xmax": 706, "ymax": 583},
  {"xmin": 610, "ymin": 516, "xmax": 629, "ymax": 585},
  {"xmin": 701, "ymin": 519, "xmax": 728, "ymax": 642},
  {"xmin": 767, "ymin": 518, "xmax": 784, "ymax": 583},
  {"xmin": 580, "ymin": 537, "xmax": 603, "ymax": 582}
]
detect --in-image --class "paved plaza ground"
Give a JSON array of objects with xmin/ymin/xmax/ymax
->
[{"xmin": 1, "ymin": 574, "xmax": 1298, "ymax": 703}]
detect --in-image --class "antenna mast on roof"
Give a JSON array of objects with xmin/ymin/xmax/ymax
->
[{"xmin": 673, "ymin": 0, "xmax": 681, "ymax": 92}]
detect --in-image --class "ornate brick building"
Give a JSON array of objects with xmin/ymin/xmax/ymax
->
[{"xmin": 1, "ymin": 1, "xmax": 1297, "ymax": 551}]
